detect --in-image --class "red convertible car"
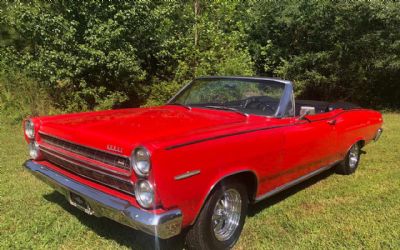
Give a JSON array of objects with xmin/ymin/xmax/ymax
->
[{"xmin": 24, "ymin": 77, "xmax": 383, "ymax": 249}]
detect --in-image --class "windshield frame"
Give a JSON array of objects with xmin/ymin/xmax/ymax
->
[{"xmin": 167, "ymin": 76, "xmax": 294, "ymax": 118}]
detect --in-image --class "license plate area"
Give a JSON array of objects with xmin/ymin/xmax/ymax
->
[{"xmin": 69, "ymin": 192, "xmax": 94, "ymax": 215}]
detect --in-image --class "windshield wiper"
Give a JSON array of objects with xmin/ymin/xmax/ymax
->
[
  {"xmin": 167, "ymin": 103, "xmax": 192, "ymax": 110},
  {"xmin": 204, "ymin": 105, "xmax": 249, "ymax": 117}
]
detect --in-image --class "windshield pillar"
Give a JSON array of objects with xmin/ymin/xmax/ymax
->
[{"xmin": 275, "ymin": 82, "xmax": 294, "ymax": 118}]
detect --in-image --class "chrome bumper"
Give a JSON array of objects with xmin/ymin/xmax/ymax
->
[
  {"xmin": 374, "ymin": 128, "xmax": 383, "ymax": 142},
  {"xmin": 24, "ymin": 160, "xmax": 182, "ymax": 239}
]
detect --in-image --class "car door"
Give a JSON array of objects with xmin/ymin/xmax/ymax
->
[{"xmin": 277, "ymin": 110, "xmax": 340, "ymax": 186}]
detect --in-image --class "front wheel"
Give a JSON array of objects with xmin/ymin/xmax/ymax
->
[
  {"xmin": 335, "ymin": 142, "xmax": 362, "ymax": 175},
  {"xmin": 186, "ymin": 181, "xmax": 248, "ymax": 250}
]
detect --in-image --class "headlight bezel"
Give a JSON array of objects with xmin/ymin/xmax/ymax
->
[
  {"xmin": 134, "ymin": 179, "xmax": 155, "ymax": 208},
  {"xmin": 131, "ymin": 146, "xmax": 151, "ymax": 177},
  {"xmin": 29, "ymin": 141, "xmax": 41, "ymax": 160},
  {"xmin": 24, "ymin": 119, "xmax": 35, "ymax": 139}
]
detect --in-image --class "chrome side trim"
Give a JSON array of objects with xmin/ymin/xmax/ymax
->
[
  {"xmin": 255, "ymin": 161, "xmax": 339, "ymax": 202},
  {"xmin": 174, "ymin": 170, "xmax": 201, "ymax": 180},
  {"xmin": 24, "ymin": 160, "xmax": 182, "ymax": 239}
]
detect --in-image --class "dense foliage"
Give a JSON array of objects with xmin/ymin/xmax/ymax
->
[{"xmin": 0, "ymin": 0, "xmax": 399, "ymax": 120}]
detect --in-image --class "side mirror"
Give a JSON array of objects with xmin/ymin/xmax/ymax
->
[
  {"xmin": 298, "ymin": 110, "xmax": 310, "ymax": 121},
  {"xmin": 298, "ymin": 106, "xmax": 315, "ymax": 121}
]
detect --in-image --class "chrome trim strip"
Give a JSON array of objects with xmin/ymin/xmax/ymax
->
[
  {"xmin": 24, "ymin": 160, "xmax": 182, "ymax": 239},
  {"xmin": 40, "ymin": 147, "xmax": 135, "ymax": 194},
  {"xmin": 174, "ymin": 170, "xmax": 201, "ymax": 180},
  {"xmin": 41, "ymin": 146, "xmax": 130, "ymax": 181},
  {"xmin": 255, "ymin": 161, "xmax": 339, "ymax": 202},
  {"xmin": 39, "ymin": 131, "xmax": 130, "ymax": 159},
  {"xmin": 40, "ymin": 144, "xmax": 130, "ymax": 177},
  {"xmin": 195, "ymin": 76, "xmax": 292, "ymax": 85},
  {"xmin": 167, "ymin": 80, "xmax": 193, "ymax": 104},
  {"xmin": 275, "ymin": 80, "xmax": 294, "ymax": 117}
]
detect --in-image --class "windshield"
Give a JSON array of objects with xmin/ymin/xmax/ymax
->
[{"xmin": 169, "ymin": 78, "xmax": 287, "ymax": 116}]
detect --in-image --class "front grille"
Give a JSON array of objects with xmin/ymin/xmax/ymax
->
[
  {"xmin": 40, "ymin": 133, "xmax": 130, "ymax": 171},
  {"xmin": 41, "ymin": 147, "xmax": 135, "ymax": 194}
]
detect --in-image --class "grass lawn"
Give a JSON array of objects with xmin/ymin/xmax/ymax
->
[{"xmin": 0, "ymin": 113, "xmax": 399, "ymax": 249}]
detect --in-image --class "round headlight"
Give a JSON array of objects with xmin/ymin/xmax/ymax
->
[
  {"xmin": 25, "ymin": 120, "xmax": 35, "ymax": 139},
  {"xmin": 135, "ymin": 180, "xmax": 155, "ymax": 208},
  {"xmin": 29, "ymin": 141, "xmax": 41, "ymax": 160},
  {"xmin": 132, "ymin": 147, "xmax": 151, "ymax": 177}
]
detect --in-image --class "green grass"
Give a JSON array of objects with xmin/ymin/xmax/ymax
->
[{"xmin": 1, "ymin": 114, "xmax": 399, "ymax": 249}]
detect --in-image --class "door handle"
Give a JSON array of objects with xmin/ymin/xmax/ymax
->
[{"xmin": 327, "ymin": 119, "xmax": 336, "ymax": 125}]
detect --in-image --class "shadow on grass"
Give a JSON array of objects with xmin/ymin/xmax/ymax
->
[
  {"xmin": 248, "ymin": 168, "xmax": 335, "ymax": 216},
  {"xmin": 43, "ymin": 192, "xmax": 186, "ymax": 250},
  {"xmin": 42, "ymin": 168, "xmax": 334, "ymax": 249}
]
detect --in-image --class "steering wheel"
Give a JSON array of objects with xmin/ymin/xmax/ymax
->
[{"xmin": 243, "ymin": 98, "xmax": 274, "ymax": 112}]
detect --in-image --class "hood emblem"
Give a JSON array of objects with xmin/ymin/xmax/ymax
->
[{"xmin": 106, "ymin": 144, "xmax": 123, "ymax": 153}]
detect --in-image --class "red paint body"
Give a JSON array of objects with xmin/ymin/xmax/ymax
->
[{"xmin": 26, "ymin": 105, "xmax": 383, "ymax": 228}]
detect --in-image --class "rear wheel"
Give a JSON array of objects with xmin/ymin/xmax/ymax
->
[
  {"xmin": 186, "ymin": 181, "xmax": 248, "ymax": 250},
  {"xmin": 336, "ymin": 142, "xmax": 361, "ymax": 175}
]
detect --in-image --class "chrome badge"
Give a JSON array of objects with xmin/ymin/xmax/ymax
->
[{"xmin": 106, "ymin": 144, "xmax": 123, "ymax": 153}]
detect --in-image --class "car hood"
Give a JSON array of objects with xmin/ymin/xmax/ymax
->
[{"xmin": 38, "ymin": 106, "xmax": 250, "ymax": 155}]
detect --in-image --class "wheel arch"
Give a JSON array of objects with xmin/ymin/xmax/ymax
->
[
  {"xmin": 344, "ymin": 137, "xmax": 366, "ymax": 152},
  {"xmin": 341, "ymin": 137, "xmax": 365, "ymax": 160},
  {"xmin": 351, "ymin": 137, "xmax": 366, "ymax": 150},
  {"xmin": 190, "ymin": 170, "xmax": 258, "ymax": 225}
]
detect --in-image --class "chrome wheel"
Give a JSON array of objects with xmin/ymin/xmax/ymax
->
[
  {"xmin": 212, "ymin": 189, "xmax": 242, "ymax": 241},
  {"xmin": 349, "ymin": 144, "xmax": 359, "ymax": 168}
]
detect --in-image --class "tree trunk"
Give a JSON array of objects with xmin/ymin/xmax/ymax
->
[{"xmin": 194, "ymin": 0, "xmax": 200, "ymax": 47}]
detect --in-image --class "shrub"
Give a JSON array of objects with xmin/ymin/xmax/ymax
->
[{"xmin": 0, "ymin": 71, "xmax": 57, "ymax": 123}]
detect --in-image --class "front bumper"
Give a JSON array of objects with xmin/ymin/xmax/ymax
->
[{"xmin": 24, "ymin": 160, "xmax": 182, "ymax": 239}]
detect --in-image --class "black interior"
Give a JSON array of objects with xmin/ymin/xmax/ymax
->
[
  {"xmin": 190, "ymin": 98, "xmax": 360, "ymax": 117},
  {"xmin": 294, "ymin": 100, "xmax": 360, "ymax": 116}
]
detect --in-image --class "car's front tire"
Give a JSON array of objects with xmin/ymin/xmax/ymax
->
[
  {"xmin": 335, "ymin": 142, "xmax": 362, "ymax": 175},
  {"xmin": 186, "ymin": 180, "xmax": 248, "ymax": 250}
]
